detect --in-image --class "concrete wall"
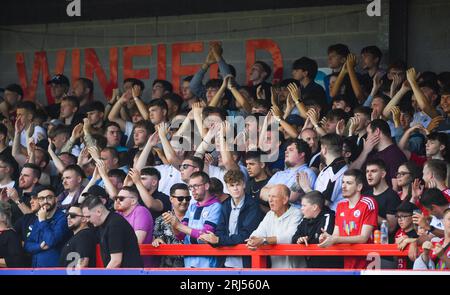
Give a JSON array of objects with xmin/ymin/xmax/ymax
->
[
  {"xmin": 408, "ymin": 0, "xmax": 450, "ymax": 73},
  {"xmin": 0, "ymin": 2, "xmax": 390, "ymax": 101}
]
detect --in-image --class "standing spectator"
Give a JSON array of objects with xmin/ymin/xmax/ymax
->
[
  {"xmin": 24, "ymin": 186, "xmax": 71, "ymax": 267},
  {"xmin": 162, "ymin": 172, "xmax": 221, "ymax": 268},
  {"xmin": 151, "ymin": 80, "xmax": 173, "ymax": 100},
  {"xmin": 246, "ymin": 184, "xmax": 304, "ymax": 268},
  {"xmin": 351, "ymin": 119, "xmax": 408, "ymax": 186},
  {"xmin": 244, "ymin": 151, "xmax": 271, "ymax": 213},
  {"xmin": 152, "ymin": 183, "xmax": 190, "ymax": 267},
  {"xmin": 46, "ymin": 74, "xmax": 70, "ymax": 119},
  {"xmin": 0, "ymin": 201, "xmax": 25, "ymax": 267},
  {"xmin": 0, "ymin": 83, "xmax": 23, "ymax": 122},
  {"xmin": 127, "ymin": 167, "xmax": 171, "ymax": 220},
  {"xmin": 394, "ymin": 202, "xmax": 419, "ymax": 269},
  {"xmin": 365, "ymin": 159, "xmax": 401, "ymax": 235},
  {"xmin": 199, "ymin": 170, "xmax": 263, "ymax": 268},
  {"xmin": 81, "ymin": 196, "xmax": 143, "ymax": 268},
  {"xmin": 300, "ymin": 128, "xmax": 321, "ymax": 171},
  {"xmin": 414, "ymin": 188, "xmax": 449, "ymax": 238},
  {"xmin": 57, "ymin": 165, "xmax": 85, "ymax": 212},
  {"xmin": 313, "ymin": 134, "xmax": 348, "ymax": 211},
  {"xmin": 59, "ymin": 204, "xmax": 97, "ymax": 268},
  {"xmin": 71, "ymin": 77, "xmax": 94, "ymax": 113},
  {"xmin": 261, "ymin": 138, "xmax": 316, "ymax": 205},
  {"xmin": 292, "ymin": 191, "xmax": 342, "ymax": 268},
  {"xmin": 115, "ymin": 186, "xmax": 154, "ymax": 267},
  {"xmin": 318, "ymin": 169, "xmax": 378, "ymax": 269},
  {"xmin": 59, "ymin": 96, "xmax": 82, "ymax": 130}
]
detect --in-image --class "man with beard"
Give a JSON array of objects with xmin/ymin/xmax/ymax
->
[
  {"xmin": 71, "ymin": 77, "xmax": 94, "ymax": 114},
  {"xmin": 300, "ymin": 128, "xmax": 321, "ymax": 171},
  {"xmin": 81, "ymin": 195, "xmax": 143, "ymax": 268},
  {"xmin": 6, "ymin": 163, "xmax": 41, "ymax": 216},
  {"xmin": 244, "ymin": 151, "xmax": 270, "ymax": 213},
  {"xmin": 59, "ymin": 204, "xmax": 97, "ymax": 267},
  {"xmin": 365, "ymin": 159, "xmax": 401, "ymax": 237},
  {"xmin": 115, "ymin": 186, "xmax": 154, "ymax": 267},
  {"xmin": 260, "ymin": 138, "xmax": 316, "ymax": 206},
  {"xmin": 162, "ymin": 172, "xmax": 221, "ymax": 268},
  {"xmin": 24, "ymin": 186, "xmax": 71, "ymax": 267}
]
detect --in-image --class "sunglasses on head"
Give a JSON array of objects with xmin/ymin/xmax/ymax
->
[{"xmin": 172, "ymin": 195, "xmax": 191, "ymax": 203}]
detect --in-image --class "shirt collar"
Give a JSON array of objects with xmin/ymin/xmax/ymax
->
[{"xmin": 231, "ymin": 198, "xmax": 245, "ymax": 210}]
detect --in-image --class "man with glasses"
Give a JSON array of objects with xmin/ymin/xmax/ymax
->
[
  {"xmin": 81, "ymin": 195, "xmax": 143, "ymax": 268},
  {"xmin": 59, "ymin": 204, "xmax": 97, "ymax": 268},
  {"xmin": 24, "ymin": 186, "xmax": 71, "ymax": 267},
  {"xmin": 162, "ymin": 172, "xmax": 222, "ymax": 268},
  {"xmin": 115, "ymin": 186, "xmax": 154, "ymax": 267},
  {"xmin": 152, "ymin": 183, "xmax": 190, "ymax": 267}
]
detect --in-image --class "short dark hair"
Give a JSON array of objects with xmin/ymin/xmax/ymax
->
[
  {"xmin": 190, "ymin": 171, "xmax": 210, "ymax": 184},
  {"xmin": 292, "ymin": 57, "xmax": 318, "ymax": 80},
  {"xmin": 427, "ymin": 132, "xmax": 448, "ymax": 160},
  {"xmin": 344, "ymin": 169, "xmax": 365, "ymax": 185},
  {"xmin": 400, "ymin": 161, "xmax": 423, "ymax": 182},
  {"xmin": 119, "ymin": 185, "xmax": 140, "ymax": 198},
  {"xmin": 353, "ymin": 106, "xmax": 372, "ymax": 118},
  {"xmin": 202, "ymin": 106, "xmax": 227, "ymax": 121},
  {"xmin": 104, "ymin": 121, "xmax": 122, "ymax": 132},
  {"xmin": 22, "ymin": 163, "xmax": 42, "ymax": 180},
  {"xmin": 361, "ymin": 46, "xmax": 382, "ymax": 65},
  {"xmin": 162, "ymin": 93, "xmax": 183, "ymax": 109},
  {"xmin": 107, "ymin": 169, "xmax": 127, "ymax": 181},
  {"xmin": 17, "ymin": 101, "xmax": 36, "ymax": 117},
  {"xmin": 425, "ymin": 159, "xmax": 447, "ymax": 182},
  {"xmin": 0, "ymin": 123, "xmax": 8, "ymax": 138},
  {"xmin": 285, "ymin": 138, "xmax": 311, "ymax": 163},
  {"xmin": 254, "ymin": 61, "xmax": 272, "ymax": 80},
  {"xmin": 320, "ymin": 134, "xmax": 343, "ymax": 155},
  {"xmin": 396, "ymin": 201, "xmax": 418, "ymax": 214},
  {"xmin": 326, "ymin": 108, "xmax": 348, "ymax": 122},
  {"xmin": 148, "ymin": 98, "xmax": 168, "ymax": 112},
  {"xmin": 244, "ymin": 150, "xmax": 267, "ymax": 162},
  {"xmin": 420, "ymin": 188, "xmax": 449, "ymax": 208},
  {"xmin": 133, "ymin": 120, "xmax": 154, "ymax": 134},
  {"xmin": 182, "ymin": 76, "xmax": 193, "ymax": 83},
  {"xmin": 366, "ymin": 158, "xmax": 387, "ymax": 171},
  {"xmin": 124, "ymin": 78, "xmax": 145, "ymax": 90},
  {"xmin": 369, "ymin": 119, "xmax": 391, "ymax": 137},
  {"xmin": 170, "ymin": 183, "xmax": 189, "ymax": 196},
  {"xmin": 36, "ymin": 185, "xmax": 56, "ymax": 196},
  {"xmin": 208, "ymin": 177, "xmax": 224, "ymax": 196},
  {"xmin": 63, "ymin": 164, "xmax": 85, "ymax": 178},
  {"xmin": 205, "ymin": 79, "xmax": 223, "ymax": 90},
  {"xmin": 302, "ymin": 191, "xmax": 325, "ymax": 210},
  {"xmin": 4, "ymin": 83, "xmax": 23, "ymax": 97},
  {"xmin": 327, "ymin": 43, "xmax": 350, "ymax": 57},
  {"xmin": 76, "ymin": 77, "xmax": 94, "ymax": 94},
  {"xmin": 86, "ymin": 101, "xmax": 105, "ymax": 113},
  {"xmin": 153, "ymin": 79, "xmax": 173, "ymax": 93},
  {"xmin": 80, "ymin": 195, "xmax": 104, "ymax": 210},
  {"xmin": 388, "ymin": 60, "xmax": 407, "ymax": 72},
  {"xmin": 183, "ymin": 155, "xmax": 204, "ymax": 171},
  {"xmin": 101, "ymin": 147, "xmax": 119, "ymax": 160},
  {"xmin": 48, "ymin": 125, "xmax": 70, "ymax": 139},
  {"xmin": 140, "ymin": 167, "xmax": 161, "ymax": 180}
]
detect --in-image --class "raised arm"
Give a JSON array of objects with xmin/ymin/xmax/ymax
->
[
  {"xmin": 228, "ymin": 77, "xmax": 252, "ymax": 113},
  {"xmin": 128, "ymin": 168, "xmax": 164, "ymax": 212},
  {"xmin": 346, "ymin": 54, "xmax": 364, "ymax": 103},
  {"xmin": 382, "ymin": 81, "xmax": 411, "ymax": 118},
  {"xmin": 219, "ymin": 121, "xmax": 239, "ymax": 171},
  {"xmin": 108, "ymin": 90, "xmax": 132, "ymax": 131},
  {"xmin": 287, "ymin": 83, "xmax": 308, "ymax": 119},
  {"xmin": 156, "ymin": 122, "xmax": 182, "ymax": 167},
  {"xmin": 134, "ymin": 131, "xmax": 159, "ymax": 171},
  {"xmin": 208, "ymin": 75, "xmax": 229, "ymax": 108},
  {"xmin": 47, "ymin": 139, "xmax": 67, "ymax": 174},
  {"xmin": 132, "ymin": 85, "xmax": 149, "ymax": 121},
  {"xmin": 407, "ymin": 68, "xmax": 439, "ymax": 118},
  {"xmin": 363, "ymin": 72, "xmax": 383, "ymax": 107},
  {"xmin": 330, "ymin": 63, "xmax": 348, "ymax": 98}
]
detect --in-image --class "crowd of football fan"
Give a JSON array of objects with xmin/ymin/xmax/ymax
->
[{"xmin": 0, "ymin": 42, "xmax": 449, "ymax": 270}]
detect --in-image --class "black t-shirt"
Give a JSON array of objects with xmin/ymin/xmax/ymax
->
[
  {"xmin": 60, "ymin": 227, "xmax": 97, "ymax": 267},
  {"xmin": 0, "ymin": 229, "xmax": 26, "ymax": 267},
  {"xmin": 301, "ymin": 80, "xmax": 328, "ymax": 113},
  {"xmin": 368, "ymin": 187, "xmax": 401, "ymax": 219},
  {"xmin": 138, "ymin": 190, "xmax": 171, "ymax": 220},
  {"xmin": 98, "ymin": 212, "xmax": 143, "ymax": 268},
  {"xmin": 245, "ymin": 178, "xmax": 269, "ymax": 210},
  {"xmin": 46, "ymin": 103, "xmax": 61, "ymax": 119}
]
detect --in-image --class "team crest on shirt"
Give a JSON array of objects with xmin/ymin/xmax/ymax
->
[
  {"xmin": 354, "ymin": 210, "xmax": 361, "ymax": 218},
  {"xmin": 202, "ymin": 211, "xmax": 209, "ymax": 218},
  {"xmin": 340, "ymin": 212, "xmax": 345, "ymax": 217}
]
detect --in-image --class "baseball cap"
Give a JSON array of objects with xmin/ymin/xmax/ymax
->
[
  {"xmin": 82, "ymin": 185, "xmax": 109, "ymax": 200},
  {"xmin": 47, "ymin": 74, "xmax": 70, "ymax": 86}
]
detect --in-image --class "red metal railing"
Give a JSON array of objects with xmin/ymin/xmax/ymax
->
[{"xmin": 95, "ymin": 244, "xmax": 408, "ymax": 268}]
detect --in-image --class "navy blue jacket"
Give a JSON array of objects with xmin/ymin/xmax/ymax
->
[
  {"xmin": 215, "ymin": 195, "xmax": 264, "ymax": 268},
  {"xmin": 24, "ymin": 209, "xmax": 71, "ymax": 267}
]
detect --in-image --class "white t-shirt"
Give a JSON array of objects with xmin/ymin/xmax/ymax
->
[
  {"xmin": 154, "ymin": 164, "xmax": 182, "ymax": 196},
  {"xmin": 20, "ymin": 125, "xmax": 47, "ymax": 146}
]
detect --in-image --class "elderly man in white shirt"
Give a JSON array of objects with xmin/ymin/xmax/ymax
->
[{"xmin": 246, "ymin": 184, "xmax": 305, "ymax": 268}]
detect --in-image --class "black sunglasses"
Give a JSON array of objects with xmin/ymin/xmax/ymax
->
[
  {"xmin": 67, "ymin": 213, "xmax": 85, "ymax": 219},
  {"xmin": 172, "ymin": 196, "xmax": 191, "ymax": 203}
]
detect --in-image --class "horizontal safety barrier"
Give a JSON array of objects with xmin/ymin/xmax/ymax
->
[{"xmin": 95, "ymin": 244, "xmax": 409, "ymax": 268}]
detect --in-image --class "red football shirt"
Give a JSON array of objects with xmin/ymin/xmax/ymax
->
[
  {"xmin": 335, "ymin": 196, "xmax": 378, "ymax": 269},
  {"xmin": 430, "ymin": 238, "xmax": 450, "ymax": 270}
]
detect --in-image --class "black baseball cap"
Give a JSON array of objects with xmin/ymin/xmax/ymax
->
[
  {"xmin": 47, "ymin": 74, "xmax": 70, "ymax": 86},
  {"xmin": 82, "ymin": 185, "xmax": 109, "ymax": 200}
]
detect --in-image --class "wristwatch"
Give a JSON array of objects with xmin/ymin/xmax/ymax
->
[
  {"xmin": 262, "ymin": 237, "xmax": 269, "ymax": 245},
  {"xmin": 15, "ymin": 200, "xmax": 22, "ymax": 205}
]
